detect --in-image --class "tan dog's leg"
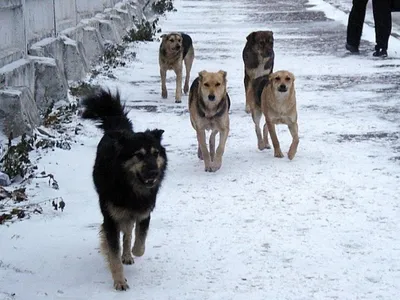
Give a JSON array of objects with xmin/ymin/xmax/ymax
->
[
  {"xmin": 173, "ymin": 64, "xmax": 183, "ymax": 103},
  {"xmin": 100, "ymin": 224, "xmax": 128, "ymax": 291},
  {"xmin": 197, "ymin": 129, "xmax": 212, "ymax": 171},
  {"xmin": 263, "ymin": 123, "xmax": 271, "ymax": 149},
  {"xmin": 209, "ymin": 130, "xmax": 218, "ymax": 162},
  {"xmin": 197, "ymin": 144, "xmax": 203, "ymax": 160},
  {"xmin": 132, "ymin": 216, "xmax": 150, "ymax": 257},
  {"xmin": 287, "ymin": 122, "xmax": 299, "ymax": 160},
  {"xmin": 247, "ymin": 86, "xmax": 267, "ymax": 150},
  {"xmin": 183, "ymin": 48, "xmax": 194, "ymax": 94},
  {"xmin": 267, "ymin": 120, "xmax": 284, "ymax": 158},
  {"xmin": 251, "ymin": 108, "xmax": 267, "ymax": 150},
  {"xmin": 121, "ymin": 222, "xmax": 134, "ymax": 265},
  {"xmin": 244, "ymin": 73, "xmax": 251, "ymax": 113},
  {"xmin": 160, "ymin": 67, "xmax": 167, "ymax": 99},
  {"xmin": 212, "ymin": 128, "xmax": 229, "ymax": 172}
]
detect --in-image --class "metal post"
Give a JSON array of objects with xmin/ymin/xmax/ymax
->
[
  {"xmin": 74, "ymin": 0, "xmax": 78, "ymax": 25},
  {"xmin": 52, "ymin": 0, "xmax": 57, "ymax": 36},
  {"xmin": 21, "ymin": 0, "xmax": 28, "ymax": 56}
]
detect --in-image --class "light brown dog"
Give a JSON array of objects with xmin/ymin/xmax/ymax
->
[
  {"xmin": 261, "ymin": 70, "xmax": 299, "ymax": 160},
  {"xmin": 188, "ymin": 70, "xmax": 231, "ymax": 172},
  {"xmin": 159, "ymin": 32, "xmax": 195, "ymax": 103}
]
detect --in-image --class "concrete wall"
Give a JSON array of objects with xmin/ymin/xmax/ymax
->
[
  {"xmin": 0, "ymin": 0, "xmax": 25, "ymax": 67},
  {"xmin": 0, "ymin": 0, "xmax": 154, "ymax": 138},
  {"xmin": 0, "ymin": 0, "xmax": 144, "ymax": 68}
]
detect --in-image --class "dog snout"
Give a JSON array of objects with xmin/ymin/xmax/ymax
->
[
  {"xmin": 262, "ymin": 49, "xmax": 272, "ymax": 58},
  {"xmin": 208, "ymin": 94, "xmax": 216, "ymax": 101},
  {"xmin": 278, "ymin": 84, "xmax": 287, "ymax": 92},
  {"xmin": 146, "ymin": 169, "xmax": 159, "ymax": 178},
  {"xmin": 174, "ymin": 45, "xmax": 181, "ymax": 50}
]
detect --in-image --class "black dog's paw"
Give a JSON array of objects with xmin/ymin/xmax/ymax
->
[{"xmin": 121, "ymin": 254, "xmax": 135, "ymax": 265}]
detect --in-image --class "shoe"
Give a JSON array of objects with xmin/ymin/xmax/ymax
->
[
  {"xmin": 373, "ymin": 48, "xmax": 388, "ymax": 57},
  {"xmin": 346, "ymin": 43, "xmax": 359, "ymax": 53}
]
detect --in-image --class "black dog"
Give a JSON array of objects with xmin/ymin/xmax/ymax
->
[{"xmin": 81, "ymin": 89, "xmax": 167, "ymax": 291}]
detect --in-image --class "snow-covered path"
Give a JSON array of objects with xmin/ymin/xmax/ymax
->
[{"xmin": 1, "ymin": 0, "xmax": 400, "ymax": 299}]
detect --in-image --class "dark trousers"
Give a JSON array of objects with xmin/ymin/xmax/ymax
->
[
  {"xmin": 372, "ymin": 0, "xmax": 392, "ymax": 50},
  {"xmin": 347, "ymin": 0, "xmax": 369, "ymax": 48}
]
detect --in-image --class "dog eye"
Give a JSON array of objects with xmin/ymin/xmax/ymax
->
[
  {"xmin": 152, "ymin": 150, "xmax": 159, "ymax": 157},
  {"xmin": 285, "ymin": 77, "xmax": 291, "ymax": 81},
  {"xmin": 275, "ymin": 77, "xmax": 281, "ymax": 81},
  {"xmin": 204, "ymin": 83, "xmax": 210, "ymax": 87},
  {"xmin": 215, "ymin": 83, "xmax": 221, "ymax": 87}
]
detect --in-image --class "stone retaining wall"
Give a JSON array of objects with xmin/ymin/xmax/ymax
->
[{"xmin": 0, "ymin": 0, "xmax": 153, "ymax": 137}]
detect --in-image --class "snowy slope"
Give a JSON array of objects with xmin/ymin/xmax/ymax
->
[{"xmin": 1, "ymin": 0, "xmax": 400, "ymax": 299}]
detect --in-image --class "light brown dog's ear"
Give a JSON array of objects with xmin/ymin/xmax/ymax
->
[
  {"xmin": 218, "ymin": 70, "xmax": 227, "ymax": 82},
  {"xmin": 246, "ymin": 32, "xmax": 257, "ymax": 42},
  {"xmin": 198, "ymin": 70, "xmax": 207, "ymax": 81},
  {"xmin": 291, "ymin": 73, "xmax": 296, "ymax": 81}
]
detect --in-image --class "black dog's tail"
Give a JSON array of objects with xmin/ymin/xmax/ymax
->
[{"xmin": 81, "ymin": 88, "xmax": 133, "ymax": 132}]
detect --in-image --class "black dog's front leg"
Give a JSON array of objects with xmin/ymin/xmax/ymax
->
[
  {"xmin": 101, "ymin": 219, "xmax": 129, "ymax": 290},
  {"xmin": 132, "ymin": 215, "xmax": 151, "ymax": 257}
]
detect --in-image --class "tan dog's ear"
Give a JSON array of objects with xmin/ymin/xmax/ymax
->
[
  {"xmin": 291, "ymin": 73, "xmax": 296, "ymax": 81},
  {"xmin": 246, "ymin": 32, "xmax": 256, "ymax": 42},
  {"xmin": 218, "ymin": 70, "xmax": 227, "ymax": 82},
  {"xmin": 198, "ymin": 70, "xmax": 207, "ymax": 82}
]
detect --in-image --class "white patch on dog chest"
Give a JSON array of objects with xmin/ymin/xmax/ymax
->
[{"xmin": 254, "ymin": 55, "xmax": 272, "ymax": 78}]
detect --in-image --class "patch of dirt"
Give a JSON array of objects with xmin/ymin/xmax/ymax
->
[{"xmin": 337, "ymin": 132, "xmax": 399, "ymax": 143}]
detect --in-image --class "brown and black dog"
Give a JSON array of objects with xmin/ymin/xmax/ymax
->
[
  {"xmin": 159, "ymin": 32, "xmax": 195, "ymax": 103},
  {"xmin": 242, "ymin": 30, "xmax": 274, "ymax": 150},
  {"xmin": 261, "ymin": 70, "xmax": 299, "ymax": 160},
  {"xmin": 188, "ymin": 70, "xmax": 231, "ymax": 172}
]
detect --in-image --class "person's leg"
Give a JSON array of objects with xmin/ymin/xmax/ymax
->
[
  {"xmin": 372, "ymin": 0, "xmax": 391, "ymax": 56},
  {"xmin": 346, "ymin": 0, "xmax": 369, "ymax": 52}
]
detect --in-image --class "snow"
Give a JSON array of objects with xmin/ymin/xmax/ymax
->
[
  {"xmin": 1, "ymin": 0, "xmax": 400, "ymax": 299},
  {"xmin": 0, "ymin": 58, "xmax": 31, "ymax": 73}
]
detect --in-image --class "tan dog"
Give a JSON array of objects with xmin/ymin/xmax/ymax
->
[
  {"xmin": 261, "ymin": 70, "xmax": 299, "ymax": 160},
  {"xmin": 159, "ymin": 32, "xmax": 195, "ymax": 103},
  {"xmin": 188, "ymin": 70, "xmax": 231, "ymax": 172},
  {"xmin": 242, "ymin": 31, "xmax": 274, "ymax": 150}
]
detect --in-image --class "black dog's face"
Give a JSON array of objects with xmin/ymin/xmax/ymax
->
[
  {"xmin": 247, "ymin": 31, "xmax": 274, "ymax": 58},
  {"xmin": 120, "ymin": 130, "xmax": 167, "ymax": 189}
]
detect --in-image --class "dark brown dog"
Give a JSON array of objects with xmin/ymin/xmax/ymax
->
[
  {"xmin": 159, "ymin": 32, "xmax": 195, "ymax": 103},
  {"xmin": 188, "ymin": 70, "xmax": 231, "ymax": 172},
  {"xmin": 242, "ymin": 30, "xmax": 275, "ymax": 150}
]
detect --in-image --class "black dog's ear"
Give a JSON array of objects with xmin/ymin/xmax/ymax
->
[
  {"xmin": 246, "ymin": 32, "xmax": 256, "ymax": 42},
  {"xmin": 150, "ymin": 129, "xmax": 165, "ymax": 140}
]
